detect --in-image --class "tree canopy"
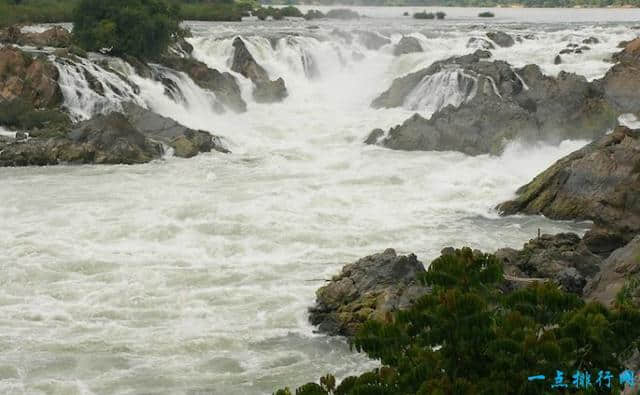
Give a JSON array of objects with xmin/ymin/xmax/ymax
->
[
  {"xmin": 72, "ymin": 0, "xmax": 182, "ymax": 59},
  {"xmin": 277, "ymin": 248, "xmax": 640, "ymax": 395}
]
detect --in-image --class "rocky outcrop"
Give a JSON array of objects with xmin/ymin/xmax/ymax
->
[
  {"xmin": 367, "ymin": 52, "xmax": 615, "ymax": 155},
  {"xmin": 231, "ymin": 37, "xmax": 287, "ymax": 103},
  {"xmin": 355, "ymin": 31, "xmax": 391, "ymax": 50},
  {"xmin": 497, "ymin": 126, "xmax": 640, "ymax": 252},
  {"xmin": 486, "ymin": 31, "xmax": 514, "ymax": 48},
  {"xmin": 371, "ymin": 50, "xmax": 491, "ymax": 109},
  {"xmin": 0, "ymin": 112, "xmax": 163, "ymax": 166},
  {"xmin": 598, "ymin": 38, "xmax": 640, "ymax": 114},
  {"xmin": 0, "ymin": 26, "xmax": 72, "ymax": 48},
  {"xmin": 584, "ymin": 236, "xmax": 640, "ymax": 308},
  {"xmin": 0, "ymin": 46, "xmax": 63, "ymax": 109},
  {"xmin": 308, "ymin": 249, "xmax": 430, "ymax": 337},
  {"xmin": 159, "ymin": 55, "xmax": 247, "ymax": 113},
  {"xmin": 122, "ymin": 102, "xmax": 229, "ymax": 158},
  {"xmin": 393, "ymin": 36, "xmax": 422, "ymax": 56},
  {"xmin": 496, "ymin": 233, "xmax": 602, "ymax": 295}
]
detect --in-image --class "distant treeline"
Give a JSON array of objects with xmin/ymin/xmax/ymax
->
[
  {"xmin": 0, "ymin": 0, "xmax": 257, "ymax": 27},
  {"xmin": 265, "ymin": 0, "xmax": 640, "ymax": 7}
]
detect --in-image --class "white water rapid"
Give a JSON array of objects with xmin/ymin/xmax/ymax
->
[{"xmin": 1, "ymin": 8, "xmax": 638, "ymax": 394}]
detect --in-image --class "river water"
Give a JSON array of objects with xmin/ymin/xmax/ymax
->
[{"xmin": 1, "ymin": 7, "xmax": 637, "ymax": 394}]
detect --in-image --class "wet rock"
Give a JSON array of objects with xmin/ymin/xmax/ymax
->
[
  {"xmin": 331, "ymin": 29, "xmax": 353, "ymax": 44},
  {"xmin": 355, "ymin": 30, "xmax": 391, "ymax": 50},
  {"xmin": 560, "ymin": 48, "xmax": 574, "ymax": 55},
  {"xmin": 467, "ymin": 37, "xmax": 495, "ymax": 50},
  {"xmin": 231, "ymin": 37, "xmax": 288, "ymax": 103},
  {"xmin": 371, "ymin": 50, "xmax": 491, "ymax": 109},
  {"xmin": 497, "ymin": 126, "xmax": 640, "ymax": 246},
  {"xmin": 367, "ymin": 53, "xmax": 615, "ymax": 155},
  {"xmin": 308, "ymin": 248, "xmax": 430, "ymax": 337},
  {"xmin": 584, "ymin": 236, "xmax": 640, "ymax": 308},
  {"xmin": 486, "ymin": 31, "xmax": 515, "ymax": 48},
  {"xmin": 0, "ymin": 46, "xmax": 63, "ymax": 109},
  {"xmin": 0, "ymin": 112, "xmax": 163, "ymax": 166},
  {"xmin": 160, "ymin": 55, "xmax": 246, "ymax": 113},
  {"xmin": 496, "ymin": 233, "xmax": 602, "ymax": 295},
  {"xmin": 599, "ymin": 38, "xmax": 640, "ymax": 114},
  {"xmin": 122, "ymin": 102, "xmax": 229, "ymax": 158},
  {"xmin": 554, "ymin": 55, "xmax": 562, "ymax": 64},
  {"xmin": 582, "ymin": 36, "xmax": 599, "ymax": 45},
  {"xmin": 1, "ymin": 26, "xmax": 72, "ymax": 48},
  {"xmin": 393, "ymin": 36, "xmax": 422, "ymax": 56}
]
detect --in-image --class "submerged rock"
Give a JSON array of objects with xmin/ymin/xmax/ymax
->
[
  {"xmin": 355, "ymin": 30, "xmax": 391, "ymax": 50},
  {"xmin": 367, "ymin": 52, "xmax": 615, "ymax": 155},
  {"xmin": 308, "ymin": 249, "xmax": 430, "ymax": 337},
  {"xmin": 497, "ymin": 126, "xmax": 640, "ymax": 250},
  {"xmin": 122, "ymin": 102, "xmax": 229, "ymax": 158},
  {"xmin": 0, "ymin": 112, "xmax": 163, "ymax": 166},
  {"xmin": 393, "ymin": 36, "xmax": 422, "ymax": 56},
  {"xmin": 584, "ymin": 236, "xmax": 640, "ymax": 308},
  {"xmin": 486, "ymin": 31, "xmax": 515, "ymax": 48},
  {"xmin": 159, "ymin": 55, "xmax": 247, "ymax": 113},
  {"xmin": 231, "ymin": 37, "xmax": 288, "ymax": 103},
  {"xmin": 496, "ymin": 233, "xmax": 602, "ymax": 295}
]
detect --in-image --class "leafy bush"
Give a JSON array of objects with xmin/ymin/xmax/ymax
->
[
  {"xmin": 280, "ymin": 5, "xmax": 303, "ymax": 17},
  {"xmin": 436, "ymin": 11, "xmax": 446, "ymax": 19},
  {"xmin": 479, "ymin": 11, "xmax": 495, "ymax": 17},
  {"xmin": 413, "ymin": 11, "xmax": 435, "ymax": 19},
  {"xmin": 276, "ymin": 247, "xmax": 640, "ymax": 394},
  {"xmin": 72, "ymin": 0, "xmax": 181, "ymax": 59},
  {"xmin": 325, "ymin": 9, "xmax": 359, "ymax": 20}
]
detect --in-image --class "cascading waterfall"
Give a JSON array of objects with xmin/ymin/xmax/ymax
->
[
  {"xmin": 404, "ymin": 68, "xmax": 478, "ymax": 113},
  {"xmin": 4, "ymin": 14, "xmax": 640, "ymax": 395}
]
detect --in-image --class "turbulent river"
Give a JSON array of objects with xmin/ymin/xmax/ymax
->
[{"xmin": 1, "ymin": 7, "xmax": 639, "ymax": 394}]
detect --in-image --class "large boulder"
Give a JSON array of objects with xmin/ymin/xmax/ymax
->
[
  {"xmin": 496, "ymin": 233, "xmax": 602, "ymax": 295},
  {"xmin": 598, "ymin": 38, "xmax": 640, "ymax": 114},
  {"xmin": 122, "ymin": 102, "xmax": 229, "ymax": 158},
  {"xmin": 159, "ymin": 56, "xmax": 246, "ymax": 113},
  {"xmin": 231, "ymin": 37, "xmax": 287, "ymax": 103},
  {"xmin": 584, "ymin": 236, "xmax": 640, "ymax": 308},
  {"xmin": 308, "ymin": 249, "xmax": 430, "ymax": 337},
  {"xmin": 0, "ymin": 112, "xmax": 163, "ymax": 166},
  {"xmin": 367, "ymin": 51, "xmax": 616, "ymax": 155},
  {"xmin": 497, "ymin": 126, "xmax": 640, "ymax": 251},
  {"xmin": 393, "ymin": 36, "xmax": 422, "ymax": 56},
  {"xmin": 0, "ymin": 46, "xmax": 62, "ymax": 109},
  {"xmin": 486, "ymin": 31, "xmax": 515, "ymax": 48}
]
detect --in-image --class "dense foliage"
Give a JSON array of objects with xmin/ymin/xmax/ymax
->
[
  {"xmin": 71, "ymin": 0, "xmax": 182, "ymax": 59},
  {"xmin": 276, "ymin": 248, "xmax": 640, "ymax": 395}
]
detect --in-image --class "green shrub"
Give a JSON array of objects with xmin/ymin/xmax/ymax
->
[
  {"xmin": 72, "ymin": 0, "xmax": 181, "ymax": 59},
  {"xmin": 479, "ymin": 11, "xmax": 495, "ymax": 17},
  {"xmin": 276, "ymin": 247, "xmax": 640, "ymax": 394}
]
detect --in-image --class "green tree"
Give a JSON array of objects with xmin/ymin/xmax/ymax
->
[
  {"xmin": 277, "ymin": 248, "xmax": 640, "ymax": 394},
  {"xmin": 72, "ymin": 0, "xmax": 182, "ymax": 59}
]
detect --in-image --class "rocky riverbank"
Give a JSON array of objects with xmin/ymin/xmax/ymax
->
[{"xmin": 0, "ymin": 25, "xmax": 298, "ymax": 166}]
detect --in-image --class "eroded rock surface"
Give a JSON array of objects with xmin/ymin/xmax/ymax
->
[
  {"xmin": 231, "ymin": 37, "xmax": 288, "ymax": 103},
  {"xmin": 308, "ymin": 249, "xmax": 430, "ymax": 337}
]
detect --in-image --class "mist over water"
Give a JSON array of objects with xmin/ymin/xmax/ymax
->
[{"xmin": 0, "ymin": 8, "xmax": 635, "ymax": 394}]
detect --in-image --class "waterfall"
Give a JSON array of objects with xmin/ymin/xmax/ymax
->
[{"xmin": 403, "ymin": 68, "xmax": 478, "ymax": 114}]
